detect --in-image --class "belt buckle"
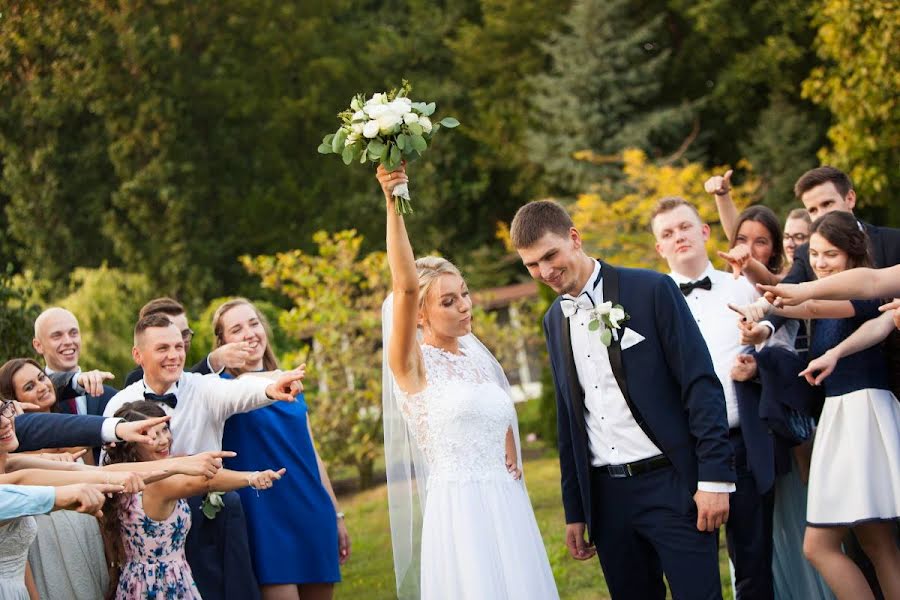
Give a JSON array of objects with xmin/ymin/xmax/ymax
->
[{"xmin": 607, "ymin": 464, "xmax": 631, "ymax": 478}]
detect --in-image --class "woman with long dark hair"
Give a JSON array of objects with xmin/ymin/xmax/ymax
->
[
  {"xmin": 102, "ymin": 401, "xmax": 285, "ymax": 599},
  {"xmin": 737, "ymin": 211, "xmax": 900, "ymax": 599}
]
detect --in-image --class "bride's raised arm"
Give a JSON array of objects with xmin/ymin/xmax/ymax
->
[{"xmin": 378, "ymin": 164, "xmax": 424, "ymax": 392}]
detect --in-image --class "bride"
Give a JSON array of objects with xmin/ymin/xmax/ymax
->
[{"xmin": 378, "ymin": 164, "xmax": 559, "ymax": 599}]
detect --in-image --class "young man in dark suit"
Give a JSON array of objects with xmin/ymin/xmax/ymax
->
[{"xmin": 512, "ymin": 200, "xmax": 735, "ymax": 599}]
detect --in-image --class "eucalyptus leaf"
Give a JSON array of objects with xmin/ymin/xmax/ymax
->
[
  {"xmin": 407, "ymin": 123, "xmax": 423, "ymax": 136},
  {"xmin": 588, "ymin": 319, "xmax": 600, "ymax": 331},
  {"xmin": 422, "ymin": 102, "xmax": 436, "ymax": 116},
  {"xmin": 390, "ymin": 144, "xmax": 401, "ymax": 168},
  {"xmin": 332, "ymin": 129, "xmax": 348, "ymax": 153},
  {"xmin": 396, "ymin": 134, "xmax": 408, "ymax": 151},
  {"xmin": 341, "ymin": 146, "xmax": 353, "ymax": 165},
  {"xmin": 600, "ymin": 328, "xmax": 612, "ymax": 347},
  {"xmin": 411, "ymin": 134, "xmax": 427, "ymax": 152},
  {"xmin": 322, "ymin": 133, "xmax": 335, "ymax": 145},
  {"xmin": 366, "ymin": 140, "xmax": 385, "ymax": 158},
  {"xmin": 359, "ymin": 148, "xmax": 368, "ymax": 163},
  {"xmin": 317, "ymin": 143, "xmax": 332, "ymax": 154},
  {"xmin": 439, "ymin": 117, "xmax": 460, "ymax": 128}
]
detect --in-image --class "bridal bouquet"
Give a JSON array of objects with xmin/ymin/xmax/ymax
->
[{"xmin": 317, "ymin": 81, "xmax": 460, "ymax": 214}]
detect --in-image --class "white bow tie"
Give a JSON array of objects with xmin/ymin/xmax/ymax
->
[{"xmin": 560, "ymin": 295, "xmax": 594, "ymax": 318}]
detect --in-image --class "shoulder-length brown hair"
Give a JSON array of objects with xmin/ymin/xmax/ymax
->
[
  {"xmin": 212, "ymin": 298, "xmax": 278, "ymax": 375},
  {"xmin": 809, "ymin": 211, "xmax": 872, "ymax": 270},
  {"xmin": 0, "ymin": 358, "xmax": 59, "ymax": 411},
  {"xmin": 729, "ymin": 205, "xmax": 785, "ymax": 275}
]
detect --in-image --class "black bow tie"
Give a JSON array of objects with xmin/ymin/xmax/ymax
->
[
  {"xmin": 144, "ymin": 391, "xmax": 178, "ymax": 408},
  {"xmin": 679, "ymin": 276, "xmax": 712, "ymax": 296}
]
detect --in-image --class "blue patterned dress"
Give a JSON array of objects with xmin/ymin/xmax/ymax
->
[{"xmin": 117, "ymin": 493, "xmax": 201, "ymax": 599}]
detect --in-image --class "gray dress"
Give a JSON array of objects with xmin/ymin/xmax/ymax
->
[
  {"xmin": 0, "ymin": 516, "xmax": 36, "ymax": 599},
  {"xmin": 28, "ymin": 511, "xmax": 109, "ymax": 600}
]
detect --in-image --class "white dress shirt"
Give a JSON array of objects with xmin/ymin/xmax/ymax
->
[
  {"xmin": 103, "ymin": 371, "xmax": 274, "ymax": 455},
  {"xmin": 565, "ymin": 261, "xmax": 662, "ymax": 467},
  {"xmin": 566, "ymin": 261, "xmax": 734, "ymax": 493},
  {"xmin": 669, "ymin": 263, "xmax": 758, "ymax": 429}
]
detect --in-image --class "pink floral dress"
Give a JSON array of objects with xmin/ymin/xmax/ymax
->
[{"xmin": 116, "ymin": 493, "xmax": 201, "ymax": 599}]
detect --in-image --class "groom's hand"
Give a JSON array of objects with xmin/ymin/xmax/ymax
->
[
  {"xmin": 693, "ymin": 490, "xmax": 729, "ymax": 531},
  {"xmin": 565, "ymin": 523, "xmax": 596, "ymax": 560}
]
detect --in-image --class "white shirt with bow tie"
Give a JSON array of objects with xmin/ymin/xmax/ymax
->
[
  {"xmin": 103, "ymin": 372, "xmax": 276, "ymax": 455},
  {"xmin": 564, "ymin": 260, "xmax": 661, "ymax": 467},
  {"xmin": 668, "ymin": 263, "xmax": 759, "ymax": 429},
  {"xmin": 564, "ymin": 260, "xmax": 734, "ymax": 493}
]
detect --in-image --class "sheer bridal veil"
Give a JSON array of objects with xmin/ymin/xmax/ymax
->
[{"xmin": 381, "ymin": 293, "xmax": 526, "ymax": 599}]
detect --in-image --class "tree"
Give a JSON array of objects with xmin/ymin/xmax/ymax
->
[
  {"xmin": 802, "ymin": 0, "xmax": 899, "ymax": 220},
  {"xmin": 0, "ymin": 264, "xmax": 41, "ymax": 361},
  {"xmin": 242, "ymin": 230, "xmax": 389, "ymax": 488},
  {"xmin": 739, "ymin": 93, "xmax": 823, "ymax": 211},
  {"xmin": 570, "ymin": 148, "xmax": 757, "ymax": 269},
  {"xmin": 55, "ymin": 265, "xmax": 154, "ymax": 381},
  {"xmin": 527, "ymin": 0, "xmax": 697, "ymax": 195}
]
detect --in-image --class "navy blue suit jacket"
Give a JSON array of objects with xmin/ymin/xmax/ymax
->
[
  {"xmin": 13, "ymin": 413, "xmax": 107, "ymax": 452},
  {"xmin": 47, "ymin": 371, "xmax": 116, "ymax": 416},
  {"xmin": 544, "ymin": 262, "xmax": 735, "ymax": 532},
  {"xmin": 734, "ymin": 346, "xmax": 822, "ymax": 494}
]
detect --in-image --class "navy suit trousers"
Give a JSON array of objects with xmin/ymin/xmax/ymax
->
[
  {"xmin": 725, "ymin": 430, "xmax": 775, "ymax": 600},
  {"xmin": 590, "ymin": 464, "xmax": 722, "ymax": 600},
  {"xmin": 185, "ymin": 493, "xmax": 260, "ymax": 600}
]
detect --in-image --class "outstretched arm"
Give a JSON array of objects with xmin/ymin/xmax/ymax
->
[
  {"xmin": 799, "ymin": 311, "xmax": 896, "ymax": 385},
  {"xmin": 379, "ymin": 164, "xmax": 425, "ymax": 392},
  {"xmin": 728, "ymin": 297, "xmax": 855, "ymax": 322},
  {"xmin": 759, "ymin": 265, "xmax": 900, "ymax": 305}
]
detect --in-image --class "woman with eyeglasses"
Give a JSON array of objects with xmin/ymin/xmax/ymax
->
[
  {"xmin": 0, "ymin": 399, "xmax": 144, "ymax": 600},
  {"xmin": 0, "ymin": 359, "xmax": 111, "ymax": 599}
]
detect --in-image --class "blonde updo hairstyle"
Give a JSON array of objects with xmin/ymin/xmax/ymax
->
[{"xmin": 414, "ymin": 256, "xmax": 464, "ymax": 325}]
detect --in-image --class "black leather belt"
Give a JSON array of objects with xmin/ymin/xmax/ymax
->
[{"xmin": 594, "ymin": 454, "xmax": 671, "ymax": 478}]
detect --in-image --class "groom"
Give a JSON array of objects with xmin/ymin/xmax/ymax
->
[{"xmin": 511, "ymin": 200, "xmax": 735, "ymax": 599}]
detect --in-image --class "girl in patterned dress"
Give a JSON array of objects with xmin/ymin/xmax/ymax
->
[{"xmin": 102, "ymin": 401, "xmax": 286, "ymax": 599}]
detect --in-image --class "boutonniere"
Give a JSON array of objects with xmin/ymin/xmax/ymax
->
[
  {"xmin": 588, "ymin": 302, "xmax": 630, "ymax": 347},
  {"xmin": 201, "ymin": 491, "xmax": 225, "ymax": 519}
]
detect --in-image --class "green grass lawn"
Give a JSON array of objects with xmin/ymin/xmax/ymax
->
[{"xmin": 335, "ymin": 446, "xmax": 734, "ymax": 599}]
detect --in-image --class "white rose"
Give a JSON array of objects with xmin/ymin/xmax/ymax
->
[
  {"xmin": 365, "ymin": 104, "xmax": 389, "ymax": 119},
  {"xmin": 345, "ymin": 132, "xmax": 359, "ymax": 146},
  {"xmin": 363, "ymin": 120, "xmax": 380, "ymax": 139},
  {"xmin": 351, "ymin": 122, "xmax": 364, "ymax": 135},
  {"xmin": 389, "ymin": 98, "xmax": 412, "ymax": 114},
  {"xmin": 377, "ymin": 111, "xmax": 402, "ymax": 134},
  {"xmin": 419, "ymin": 116, "xmax": 433, "ymax": 133},
  {"xmin": 608, "ymin": 307, "xmax": 626, "ymax": 328},
  {"xmin": 352, "ymin": 110, "xmax": 367, "ymax": 122},
  {"xmin": 350, "ymin": 97, "xmax": 361, "ymax": 111},
  {"xmin": 403, "ymin": 112, "xmax": 419, "ymax": 125},
  {"xmin": 366, "ymin": 92, "xmax": 387, "ymax": 106},
  {"xmin": 595, "ymin": 301, "xmax": 613, "ymax": 315}
]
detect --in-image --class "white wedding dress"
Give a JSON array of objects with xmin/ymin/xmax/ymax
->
[{"xmin": 393, "ymin": 342, "xmax": 559, "ymax": 599}]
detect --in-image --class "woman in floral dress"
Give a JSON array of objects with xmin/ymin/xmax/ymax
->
[{"xmin": 103, "ymin": 401, "xmax": 286, "ymax": 599}]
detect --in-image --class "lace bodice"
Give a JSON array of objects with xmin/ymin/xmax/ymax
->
[
  {"xmin": 394, "ymin": 343, "xmax": 516, "ymax": 485},
  {"xmin": 0, "ymin": 516, "xmax": 37, "ymax": 580}
]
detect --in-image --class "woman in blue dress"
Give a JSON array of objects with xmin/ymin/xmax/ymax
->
[{"xmin": 215, "ymin": 298, "xmax": 350, "ymax": 600}]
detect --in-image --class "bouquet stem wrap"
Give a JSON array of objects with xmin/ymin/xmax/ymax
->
[{"xmin": 392, "ymin": 182, "xmax": 412, "ymax": 215}]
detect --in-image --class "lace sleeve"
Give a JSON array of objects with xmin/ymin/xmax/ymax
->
[{"xmin": 395, "ymin": 387, "xmax": 433, "ymax": 464}]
